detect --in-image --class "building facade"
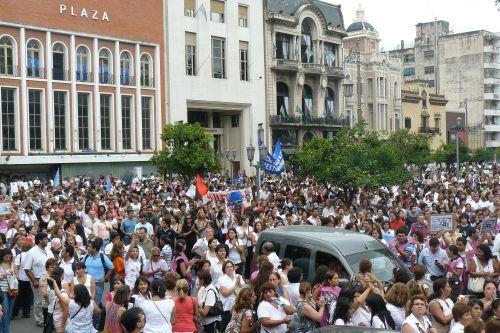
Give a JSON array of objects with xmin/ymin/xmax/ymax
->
[
  {"xmin": 343, "ymin": 6, "xmax": 402, "ymax": 132},
  {"xmin": 165, "ymin": 0, "xmax": 266, "ymax": 175},
  {"xmin": 263, "ymin": 0, "xmax": 348, "ymax": 155},
  {"xmin": 0, "ymin": 0, "xmax": 165, "ymax": 178},
  {"xmin": 402, "ymin": 81, "xmax": 447, "ymax": 151}
]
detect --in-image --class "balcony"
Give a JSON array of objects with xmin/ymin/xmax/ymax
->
[
  {"xmin": 269, "ymin": 115, "xmax": 302, "ymax": 125},
  {"xmin": 325, "ymin": 66, "xmax": 344, "ymax": 78},
  {"xmin": 485, "ymin": 139, "xmax": 500, "ymax": 148},
  {"xmin": 301, "ymin": 62, "xmax": 323, "ymax": 75},
  {"xmin": 484, "ymin": 109, "xmax": 500, "ymax": 116},
  {"xmin": 484, "ymin": 62, "xmax": 500, "ymax": 70},
  {"xmin": 484, "ymin": 93, "xmax": 500, "ymax": 100},
  {"xmin": 76, "ymin": 71, "xmax": 92, "ymax": 83},
  {"xmin": 140, "ymin": 76, "xmax": 155, "ymax": 88},
  {"xmin": 484, "ymin": 45, "xmax": 498, "ymax": 53},
  {"xmin": 120, "ymin": 74, "xmax": 135, "ymax": 86},
  {"xmin": 98, "ymin": 73, "xmax": 114, "ymax": 84},
  {"xmin": 27, "ymin": 67, "xmax": 45, "ymax": 79},
  {"xmin": 484, "ymin": 124, "xmax": 500, "ymax": 132},
  {"xmin": 52, "ymin": 69, "xmax": 69, "ymax": 81},
  {"xmin": 419, "ymin": 127, "xmax": 440, "ymax": 134},
  {"xmin": 270, "ymin": 114, "xmax": 349, "ymax": 127},
  {"xmin": 0, "ymin": 65, "xmax": 19, "ymax": 77},
  {"xmin": 272, "ymin": 58, "xmax": 300, "ymax": 72},
  {"xmin": 484, "ymin": 77, "xmax": 500, "ymax": 85}
]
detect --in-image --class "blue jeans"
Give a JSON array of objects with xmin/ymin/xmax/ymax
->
[
  {"xmin": 93, "ymin": 283, "xmax": 105, "ymax": 328},
  {"xmin": 2, "ymin": 291, "xmax": 15, "ymax": 333}
]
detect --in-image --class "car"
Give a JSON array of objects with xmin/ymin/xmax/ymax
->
[
  {"xmin": 311, "ymin": 326, "xmax": 398, "ymax": 333},
  {"xmin": 255, "ymin": 225, "xmax": 412, "ymax": 284}
]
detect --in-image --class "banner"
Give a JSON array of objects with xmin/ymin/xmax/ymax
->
[
  {"xmin": 480, "ymin": 218, "xmax": 496, "ymax": 234},
  {"xmin": 430, "ymin": 214, "xmax": 453, "ymax": 232},
  {"xmin": 0, "ymin": 202, "xmax": 10, "ymax": 215},
  {"xmin": 206, "ymin": 188, "xmax": 253, "ymax": 207},
  {"xmin": 261, "ymin": 139, "xmax": 285, "ymax": 174}
]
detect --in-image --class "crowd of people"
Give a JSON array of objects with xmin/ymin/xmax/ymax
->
[{"xmin": 0, "ymin": 161, "xmax": 498, "ymax": 333}]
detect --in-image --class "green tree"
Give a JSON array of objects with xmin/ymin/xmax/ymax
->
[
  {"xmin": 386, "ymin": 129, "xmax": 432, "ymax": 165},
  {"xmin": 291, "ymin": 124, "xmax": 409, "ymax": 203},
  {"xmin": 150, "ymin": 122, "xmax": 221, "ymax": 179},
  {"xmin": 432, "ymin": 142, "xmax": 470, "ymax": 165},
  {"xmin": 471, "ymin": 148, "xmax": 495, "ymax": 162}
]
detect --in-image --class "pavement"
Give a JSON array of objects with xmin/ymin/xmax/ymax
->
[{"xmin": 11, "ymin": 315, "xmax": 39, "ymax": 333}]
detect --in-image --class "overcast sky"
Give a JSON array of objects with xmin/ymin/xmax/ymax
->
[{"xmin": 328, "ymin": 0, "xmax": 500, "ymax": 50}]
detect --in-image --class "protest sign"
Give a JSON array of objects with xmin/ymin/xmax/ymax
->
[
  {"xmin": 0, "ymin": 202, "xmax": 11, "ymax": 215},
  {"xmin": 480, "ymin": 218, "xmax": 496, "ymax": 234},
  {"xmin": 430, "ymin": 214, "xmax": 453, "ymax": 232}
]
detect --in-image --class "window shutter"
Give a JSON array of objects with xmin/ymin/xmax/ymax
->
[
  {"xmin": 211, "ymin": 0, "xmax": 224, "ymax": 13},
  {"xmin": 185, "ymin": 32, "xmax": 196, "ymax": 46},
  {"xmin": 238, "ymin": 5, "xmax": 248, "ymax": 18}
]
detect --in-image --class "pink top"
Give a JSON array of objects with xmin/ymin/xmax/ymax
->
[{"xmin": 172, "ymin": 296, "xmax": 197, "ymax": 332}]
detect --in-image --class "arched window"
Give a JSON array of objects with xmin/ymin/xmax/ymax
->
[
  {"xmin": 302, "ymin": 84, "xmax": 313, "ymax": 117},
  {"xmin": 325, "ymin": 87, "xmax": 335, "ymax": 117},
  {"xmin": 276, "ymin": 82, "xmax": 289, "ymax": 116},
  {"xmin": 99, "ymin": 49, "xmax": 111, "ymax": 84},
  {"xmin": 140, "ymin": 53, "xmax": 152, "ymax": 87},
  {"xmin": 120, "ymin": 52, "xmax": 132, "ymax": 85},
  {"xmin": 27, "ymin": 39, "xmax": 42, "ymax": 78},
  {"xmin": 0, "ymin": 36, "xmax": 14, "ymax": 75},
  {"xmin": 76, "ymin": 46, "xmax": 90, "ymax": 82},
  {"xmin": 301, "ymin": 19, "xmax": 314, "ymax": 63},
  {"xmin": 52, "ymin": 43, "xmax": 66, "ymax": 80}
]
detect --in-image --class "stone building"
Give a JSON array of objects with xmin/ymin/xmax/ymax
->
[
  {"xmin": 263, "ymin": 0, "xmax": 348, "ymax": 156},
  {"xmin": 343, "ymin": 6, "xmax": 403, "ymax": 132}
]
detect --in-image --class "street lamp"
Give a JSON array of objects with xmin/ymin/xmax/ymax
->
[
  {"xmin": 225, "ymin": 149, "xmax": 237, "ymax": 177},
  {"xmin": 456, "ymin": 117, "xmax": 462, "ymax": 179}
]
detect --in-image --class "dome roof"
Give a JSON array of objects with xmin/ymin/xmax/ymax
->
[{"xmin": 346, "ymin": 21, "xmax": 375, "ymax": 32}]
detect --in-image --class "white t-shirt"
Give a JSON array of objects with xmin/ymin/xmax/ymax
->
[
  {"xmin": 237, "ymin": 225, "xmax": 254, "ymax": 247},
  {"xmin": 15, "ymin": 252, "xmax": 30, "ymax": 281},
  {"xmin": 218, "ymin": 274, "xmax": 241, "ymax": 311},
  {"xmin": 267, "ymin": 252, "xmax": 281, "ymax": 269},
  {"xmin": 58, "ymin": 257, "xmax": 75, "ymax": 284},
  {"xmin": 257, "ymin": 300, "xmax": 288, "ymax": 333},
  {"xmin": 125, "ymin": 258, "xmax": 142, "ymax": 288},
  {"xmin": 140, "ymin": 298, "xmax": 175, "ymax": 333},
  {"xmin": 450, "ymin": 322, "xmax": 464, "ymax": 333},
  {"xmin": 23, "ymin": 245, "xmax": 55, "ymax": 278},
  {"xmin": 352, "ymin": 306, "xmax": 371, "ymax": 327},
  {"xmin": 198, "ymin": 284, "xmax": 222, "ymax": 325},
  {"xmin": 225, "ymin": 239, "xmax": 244, "ymax": 264}
]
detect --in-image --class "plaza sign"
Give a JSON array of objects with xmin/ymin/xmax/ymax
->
[{"xmin": 59, "ymin": 4, "xmax": 110, "ymax": 22}]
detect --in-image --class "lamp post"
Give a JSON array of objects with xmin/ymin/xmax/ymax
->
[
  {"xmin": 246, "ymin": 143, "xmax": 260, "ymax": 199},
  {"xmin": 225, "ymin": 149, "xmax": 237, "ymax": 177},
  {"xmin": 456, "ymin": 117, "xmax": 462, "ymax": 179},
  {"xmin": 246, "ymin": 123, "xmax": 266, "ymax": 199}
]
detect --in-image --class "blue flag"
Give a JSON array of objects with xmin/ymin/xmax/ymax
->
[
  {"xmin": 53, "ymin": 168, "xmax": 60, "ymax": 187},
  {"xmin": 238, "ymin": 171, "xmax": 244, "ymax": 188},
  {"xmin": 106, "ymin": 175, "xmax": 112, "ymax": 192},
  {"xmin": 261, "ymin": 139, "xmax": 285, "ymax": 174}
]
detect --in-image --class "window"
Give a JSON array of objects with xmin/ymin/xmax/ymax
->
[
  {"xmin": 316, "ymin": 251, "xmax": 349, "ymax": 279},
  {"xmin": 302, "ymin": 85, "xmax": 313, "ymax": 117},
  {"xmin": 142, "ymin": 97, "xmax": 152, "ymax": 150},
  {"xmin": 212, "ymin": 37, "xmax": 226, "ymax": 79},
  {"xmin": 28, "ymin": 90, "xmax": 42, "ymax": 151},
  {"xmin": 284, "ymin": 245, "xmax": 310, "ymax": 280},
  {"xmin": 403, "ymin": 67, "xmax": 415, "ymax": 76},
  {"xmin": 276, "ymin": 82, "xmax": 289, "ymax": 116},
  {"xmin": 53, "ymin": 91, "xmax": 66, "ymax": 151},
  {"xmin": 323, "ymin": 42, "xmax": 336, "ymax": 67},
  {"xmin": 276, "ymin": 33, "xmax": 291, "ymax": 60},
  {"xmin": 344, "ymin": 84, "xmax": 353, "ymax": 97},
  {"xmin": 325, "ymin": 87, "xmax": 335, "ymax": 117},
  {"xmin": 27, "ymin": 40, "xmax": 42, "ymax": 78},
  {"xmin": 301, "ymin": 20, "xmax": 314, "ymax": 63},
  {"xmin": 231, "ymin": 115, "xmax": 239, "ymax": 128},
  {"xmin": 395, "ymin": 113, "xmax": 400, "ymax": 130},
  {"xmin": 77, "ymin": 93, "xmax": 90, "ymax": 150},
  {"xmin": 424, "ymin": 66, "xmax": 434, "ymax": 74},
  {"xmin": 428, "ymin": 80, "xmax": 435, "ymax": 87},
  {"xmin": 120, "ymin": 52, "xmax": 132, "ymax": 85},
  {"xmin": 212, "ymin": 113, "xmax": 221, "ymax": 128},
  {"xmin": 52, "ymin": 43, "xmax": 65, "ymax": 80},
  {"xmin": 238, "ymin": 5, "xmax": 248, "ymax": 27},
  {"xmin": 421, "ymin": 90, "xmax": 427, "ymax": 109},
  {"xmin": 76, "ymin": 46, "xmax": 90, "ymax": 82},
  {"xmin": 121, "ymin": 96, "xmax": 132, "ymax": 150},
  {"xmin": 188, "ymin": 110, "xmax": 208, "ymax": 127},
  {"xmin": 1, "ymin": 88, "xmax": 16, "ymax": 151},
  {"xmin": 100, "ymin": 94, "xmax": 112, "ymax": 150},
  {"xmin": 424, "ymin": 50, "xmax": 434, "ymax": 59},
  {"xmin": 185, "ymin": 32, "xmax": 197, "ymax": 76},
  {"xmin": 0, "ymin": 36, "xmax": 14, "ymax": 75},
  {"xmin": 403, "ymin": 54, "xmax": 415, "ymax": 63},
  {"xmin": 99, "ymin": 49, "xmax": 111, "ymax": 84},
  {"xmin": 345, "ymin": 249, "xmax": 400, "ymax": 283},
  {"xmin": 367, "ymin": 78, "xmax": 373, "ymax": 97},
  {"xmin": 210, "ymin": 0, "xmax": 225, "ymax": 23},
  {"xmin": 140, "ymin": 54, "xmax": 152, "ymax": 87},
  {"xmin": 240, "ymin": 41, "xmax": 249, "ymax": 81},
  {"xmin": 184, "ymin": 0, "xmax": 195, "ymax": 17},
  {"xmin": 404, "ymin": 117, "xmax": 411, "ymax": 129}
]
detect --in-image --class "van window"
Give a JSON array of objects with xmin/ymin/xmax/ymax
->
[
  {"xmin": 284, "ymin": 245, "xmax": 310, "ymax": 280},
  {"xmin": 315, "ymin": 251, "xmax": 350, "ymax": 279},
  {"xmin": 345, "ymin": 249, "xmax": 399, "ymax": 282},
  {"xmin": 258, "ymin": 240, "xmax": 280, "ymax": 257}
]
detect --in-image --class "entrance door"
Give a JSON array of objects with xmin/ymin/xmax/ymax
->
[{"xmin": 232, "ymin": 161, "xmax": 240, "ymax": 177}]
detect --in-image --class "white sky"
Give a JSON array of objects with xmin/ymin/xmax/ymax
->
[{"xmin": 327, "ymin": 0, "xmax": 500, "ymax": 50}]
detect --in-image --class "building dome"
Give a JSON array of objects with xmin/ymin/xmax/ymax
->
[{"xmin": 346, "ymin": 5, "xmax": 375, "ymax": 32}]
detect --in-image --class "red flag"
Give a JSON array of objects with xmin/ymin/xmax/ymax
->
[
  {"xmin": 196, "ymin": 173, "xmax": 208, "ymax": 197},
  {"xmin": 458, "ymin": 130, "xmax": 467, "ymax": 141}
]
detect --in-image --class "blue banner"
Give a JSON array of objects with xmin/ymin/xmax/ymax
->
[{"xmin": 261, "ymin": 139, "xmax": 285, "ymax": 174}]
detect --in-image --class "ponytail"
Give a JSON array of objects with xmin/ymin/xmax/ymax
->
[
  {"xmin": 178, "ymin": 288, "xmax": 186, "ymax": 301},
  {"xmin": 175, "ymin": 279, "xmax": 190, "ymax": 302}
]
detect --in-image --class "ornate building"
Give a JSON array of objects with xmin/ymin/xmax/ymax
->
[{"xmin": 263, "ymin": 0, "xmax": 348, "ymax": 155}]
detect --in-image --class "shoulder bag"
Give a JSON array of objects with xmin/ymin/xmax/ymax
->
[{"xmin": 203, "ymin": 288, "xmax": 223, "ymax": 317}]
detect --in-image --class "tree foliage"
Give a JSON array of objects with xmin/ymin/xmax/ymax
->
[
  {"xmin": 471, "ymin": 147, "xmax": 495, "ymax": 162},
  {"xmin": 150, "ymin": 122, "xmax": 221, "ymax": 179},
  {"xmin": 386, "ymin": 129, "xmax": 432, "ymax": 165},
  {"xmin": 291, "ymin": 124, "xmax": 409, "ymax": 202},
  {"xmin": 432, "ymin": 142, "xmax": 470, "ymax": 165}
]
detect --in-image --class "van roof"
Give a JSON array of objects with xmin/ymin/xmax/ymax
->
[{"xmin": 261, "ymin": 226, "xmax": 385, "ymax": 256}]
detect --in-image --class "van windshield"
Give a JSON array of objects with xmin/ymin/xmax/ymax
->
[{"xmin": 345, "ymin": 248, "xmax": 401, "ymax": 282}]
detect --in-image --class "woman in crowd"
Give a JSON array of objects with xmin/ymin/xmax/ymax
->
[
  {"xmin": 219, "ymin": 260, "xmax": 244, "ymax": 331},
  {"xmin": 480, "ymin": 280, "xmax": 498, "ymax": 313},
  {"xmin": 291, "ymin": 282, "xmax": 325, "ymax": 330},
  {"xmin": 197, "ymin": 270, "xmax": 221, "ymax": 333},
  {"xmin": 468, "ymin": 244, "xmax": 499, "ymax": 297},
  {"xmin": 445, "ymin": 244, "xmax": 465, "ymax": 300},
  {"xmin": 256, "ymin": 282, "xmax": 294, "ymax": 333},
  {"xmin": 311, "ymin": 265, "xmax": 329, "ymax": 302},
  {"xmin": 104, "ymin": 285, "xmax": 129, "ymax": 333},
  {"xmin": 0, "ymin": 248, "xmax": 16, "ymax": 333},
  {"xmin": 429, "ymin": 278, "xmax": 455, "ymax": 333},
  {"xmin": 468, "ymin": 299, "xmax": 484, "ymax": 321},
  {"xmin": 450, "ymin": 303, "xmax": 472, "ymax": 333},
  {"xmin": 332, "ymin": 297, "xmax": 353, "ymax": 326},
  {"xmin": 120, "ymin": 307, "xmax": 146, "ymax": 333},
  {"xmin": 105, "ymin": 275, "xmax": 126, "ymax": 309},
  {"xmin": 171, "ymin": 240, "xmax": 195, "ymax": 285},
  {"xmin": 225, "ymin": 228, "xmax": 245, "ymax": 275},
  {"xmin": 366, "ymin": 294, "xmax": 396, "ymax": 330},
  {"xmin": 385, "ymin": 282, "xmax": 409, "ymax": 330},
  {"xmin": 12, "ymin": 242, "xmax": 32, "ymax": 319},
  {"xmin": 180, "ymin": 215, "xmax": 197, "ymax": 259},
  {"xmin": 143, "ymin": 247, "xmax": 168, "ymax": 283},
  {"xmin": 70, "ymin": 262, "xmax": 96, "ymax": 300},
  {"xmin": 48, "ymin": 267, "xmax": 68, "ymax": 333},
  {"xmin": 109, "ymin": 241, "xmax": 125, "ymax": 279},
  {"xmin": 202, "ymin": 238, "xmax": 219, "ymax": 266},
  {"xmin": 319, "ymin": 269, "xmax": 341, "ymax": 326},
  {"xmin": 124, "ymin": 243, "xmax": 143, "ymax": 289},
  {"xmin": 252, "ymin": 259, "xmax": 274, "ymax": 297},
  {"xmin": 402, "ymin": 295, "xmax": 436, "ymax": 333},
  {"xmin": 172, "ymin": 279, "xmax": 198, "ymax": 333},
  {"xmin": 140, "ymin": 278, "xmax": 176, "ymax": 333},
  {"xmin": 278, "ymin": 259, "xmax": 292, "ymax": 285},
  {"xmin": 130, "ymin": 276, "xmax": 151, "ymax": 308},
  {"xmin": 269, "ymin": 272, "xmax": 289, "ymax": 301},
  {"xmin": 226, "ymin": 287, "xmax": 260, "ymax": 333}
]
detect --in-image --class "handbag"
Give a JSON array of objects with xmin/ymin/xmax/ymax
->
[
  {"xmin": 468, "ymin": 257, "xmax": 486, "ymax": 293},
  {"xmin": 42, "ymin": 312, "xmax": 55, "ymax": 333},
  {"xmin": 203, "ymin": 288, "xmax": 223, "ymax": 317},
  {"xmin": 1, "ymin": 265, "xmax": 18, "ymax": 297},
  {"xmin": 192, "ymin": 296, "xmax": 204, "ymax": 333}
]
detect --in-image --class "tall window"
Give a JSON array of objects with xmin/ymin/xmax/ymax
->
[
  {"xmin": 212, "ymin": 37, "xmax": 226, "ymax": 79},
  {"xmin": 395, "ymin": 113, "xmax": 400, "ymax": 130},
  {"xmin": 424, "ymin": 66, "xmax": 434, "ymax": 74},
  {"xmin": 99, "ymin": 49, "xmax": 111, "ymax": 84},
  {"xmin": 276, "ymin": 82, "xmax": 289, "ymax": 116},
  {"xmin": 185, "ymin": 33, "xmax": 197, "ymax": 76},
  {"xmin": 28, "ymin": 90, "xmax": 42, "ymax": 151},
  {"xmin": 184, "ymin": 0, "xmax": 195, "ymax": 17},
  {"xmin": 52, "ymin": 43, "xmax": 65, "ymax": 80},
  {"xmin": 53, "ymin": 91, "xmax": 66, "ymax": 151},
  {"xmin": 142, "ymin": 96, "xmax": 152, "ymax": 150},
  {"xmin": 100, "ymin": 94, "xmax": 112, "ymax": 150},
  {"xmin": 238, "ymin": 5, "xmax": 248, "ymax": 27},
  {"xmin": 121, "ymin": 96, "xmax": 132, "ymax": 149},
  {"xmin": 120, "ymin": 52, "xmax": 132, "ymax": 85},
  {"xmin": 301, "ymin": 20, "xmax": 314, "ymax": 63},
  {"xmin": 210, "ymin": 0, "xmax": 225, "ymax": 23},
  {"xmin": 276, "ymin": 33, "xmax": 290, "ymax": 60},
  {"xmin": 325, "ymin": 87, "xmax": 335, "ymax": 117},
  {"xmin": 240, "ymin": 41, "xmax": 249, "ymax": 81},
  {"xmin": 140, "ymin": 54, "xmax": 152, "ymax": 87},
  {"xmin": 77, "ymin": 93, "xmax": 90, "ymax": 150},
  {"xmin": 0, "ymin": 36, "xmax": 14, "ymax": 75},
  {"xmin": 324, "ymin": 42, "xmax": 336, "ymax": 67},
  {"xmin": 1, "ymin": 88, "xmax": 16, "ymax": 151},
  {"xmin": 76, "ymin": 46, "xmax": 90, "ymax": 82},
  {"xmin": 27, "ymin": 40, "xmax": 42, "ymax": 78},
  {"xmin": 404, "ymin": 117, "xmax": 411, "ymax": 129},
  {"xmin": 302, "ymin": 85, "xmax": 313, "ymax": 117}
]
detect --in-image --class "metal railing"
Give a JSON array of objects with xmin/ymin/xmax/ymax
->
[
  {"xmin": 418, "ymin": 127, "xmax": 440, "ymax": 134},
  {"xmin": 52, "ymin": 69, "xmax": 69, "ymax": 81},
  {"xmin": 140, "ymin": 76, "xmax": 155, "ymax": 88},
  {"xmin": 270, "ymin": 115, "xmax": 349, "ymax": 126},
  {"xmin": 99, "ymin": 72, "xmax": 114, "ymax": 84},
  {"xmin": 76, "ymin": 70, "xmax": 92, "ymax": 83},
  {"xmin": 0, "ymin": 65, "xmax": 19, "ymax": 77},
  {"xmin": 120, "ymin": 74, "xmax": 135, "ymax": 86},
  {"xmin": 27, "ymin": 66, "xmax": 45, "ymax": 79}
]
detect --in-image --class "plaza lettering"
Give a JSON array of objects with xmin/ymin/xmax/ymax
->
[{"xmin": 59, "ymin": 4, "xmax": 109, "ymax": 22}]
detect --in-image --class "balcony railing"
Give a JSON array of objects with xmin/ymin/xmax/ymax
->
[
  {"xmin": 419, "ymin": 127, "xmax": 440, "ymax": 134},
  {"xmin": 27, "ymin": 66, "xmax": 45, "ymax": 79},
  {"xmin": 301, "ymin": 63, "xmax": 322, "ymax": 73},
  {"xmin": 270, "ymin": 115, "xmax": 349, "ymax": 127},
  {"xmin": 76, "ymin": 70, "xmax": 92, "ymax": 83},
  {"xmin": 273, "ymin": 58, "xmax": 300, "ymax": 71},
  {"xmin": 52, "ymin": 68, "xmax": 69, "ymax": 81},
  {"xmin": 120, "ymin": 74, "xmax": 135, "ymax": 86},
  {"xmin": 99, "ymin": 72, "xmax": 114, "ymax": 84},
  {"xmin": 140, "ymin": 76, "xmax": 155, "ymax": 88},
  {"xmin": 325, "ymin": 66, "xmax": 344, "ymax": 77},
  {"xmin": 0, "ymin": 65, "xmax": 19, "ymax": 77}
]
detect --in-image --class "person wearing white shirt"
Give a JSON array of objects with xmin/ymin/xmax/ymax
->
[
  {"xmin": 307, "ymin": 208, "xmax": 321, "ymax": 226},
  {"xmin": 449, "ymin": 302, "xmax": 472, "ymax": 333},
  {"xmin": 12, "ymin": 243, "xmax": 32, "ymax": 319},
  {"xmin": 134, "ymin": 214, "xmax": 154, "ymax": 236},
  {"xmin": 58, "ymin": 245, "xmax": 76, "ymax": 284},
  {"xmin": 218, "ymin": 261, "xmax": 244, "ymax": 331},
  {"xmin": 257, "ymin": 283, "xmax": 293, "ymax": 333},
  {"xmin": 261, "ymin": 242, "xmax": 281, "ymax": 269},
  {"xmin": 198, "ymin": 270, "xmax": 222, "ymax": 332}
]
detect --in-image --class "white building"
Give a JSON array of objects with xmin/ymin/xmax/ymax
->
[{"xmin": 165, "ymin": 0, "xmax": 266, "ymax": 175}]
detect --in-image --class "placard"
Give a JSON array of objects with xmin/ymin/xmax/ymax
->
[
  {"xmin": 0, "ymin": 202, "xmax": 11, "ymax": 215},
  {"xmin": 480, "ymin": 218, "xmax": 496, "ymax": 234},
  {"xmin": 430, "ymin": 214, "xmax": 453, "ymax": 231}
]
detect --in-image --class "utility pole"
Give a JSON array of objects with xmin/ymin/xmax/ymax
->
[{"xmin": 456, "ymin": 117, "xmax": 462, "ymax": 179}]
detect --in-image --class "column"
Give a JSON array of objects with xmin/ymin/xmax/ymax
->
[
  {"xmin": 70, "ymin": 35, "xmax": 78, "ymax": 152},
  {"xmin": 46, "ymin": 31, "xmax": 53, "ymax": 153},
  {"xmin": 135, "ymin": 43, "xmax": 142, "ymax": 151},
  {"xmin": 115, "ymin": 41, "xmax": 122, "ymax": 152},
  {"xmin": 20, "ymin": 28, "xmax": 28, "ymax": 156},
  {"xmin": 154, "ymin": 45, "xmax": 162, "ymax": 150},
  {"xmin": 93, "ymin": 38, "xmax": 100, "ymax": 152}
]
